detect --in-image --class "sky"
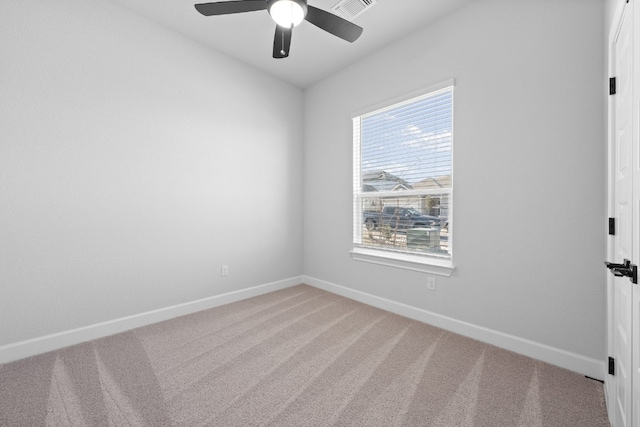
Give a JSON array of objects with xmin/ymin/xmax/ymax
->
[{"xmin": 360, "ymin": 88, "xmax": 452, "ymax": 186}]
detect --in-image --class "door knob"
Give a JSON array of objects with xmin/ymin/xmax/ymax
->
[
  {"xmin": 605, "ymin": 260, "xmax": 631, "ymax": 270},
  {"xmin": 605, "ymin": 259, "xmax": 638, "ymax": 284}
]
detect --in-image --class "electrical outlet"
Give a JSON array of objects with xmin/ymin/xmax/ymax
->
[
  {"xmin": 221, "ymin": 265, "xmax": 229, "ymax": 277},
  {"xmin": 427, "ymin": 276, "xmax": 436, "ymax": 291}
]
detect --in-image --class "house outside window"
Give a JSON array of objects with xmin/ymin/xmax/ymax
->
[{"xmin": 352, "ymin": 81, "xmax": 454, "ymax": 275}]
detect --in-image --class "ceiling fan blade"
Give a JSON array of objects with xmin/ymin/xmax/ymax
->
[
  {"xmin": 305, "ymin": 5, "xmax": 363, "ymax": 43},
  {"xmin": 194, "ymin": 0, "xmax": 267, "ymax": 16},
  {"xmin": 273, "ymin": 26, "xmax": 293, "ymax": 58}
]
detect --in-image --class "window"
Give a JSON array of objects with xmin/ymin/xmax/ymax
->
[{"xmin": 352, "ymin": 81, "xmax": 454, "ymax": 275}]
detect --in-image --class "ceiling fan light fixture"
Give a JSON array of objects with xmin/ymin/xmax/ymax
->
[
  {"xmin": 195, "ymin": 0, "xmax": 363, "ymax": 58},
  {"xmin": 269, "ymin": 0, "xmax": 307, "ymax": 28}
]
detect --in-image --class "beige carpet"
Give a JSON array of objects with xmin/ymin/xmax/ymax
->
[{"xmin": 0, "ymin": 284, "xmax": 609, "ymax": 426}]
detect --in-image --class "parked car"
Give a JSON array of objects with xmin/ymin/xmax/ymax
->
[{"xmin": 363, "ymin": 206, "xmax": 441, "ymax": 231}]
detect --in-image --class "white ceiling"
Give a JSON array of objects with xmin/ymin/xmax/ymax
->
[{"xmin": 107, "ymin": 0, "xmax": 475, "ymax": 88}]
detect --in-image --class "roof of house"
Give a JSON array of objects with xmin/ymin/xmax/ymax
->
[
  {"xmin": 362, "ymin": 170, "xmax": 412, "ymax": 192},
  {"xmin": 412, "ymin": 175, "xmax": 452, "ymax": 190}
]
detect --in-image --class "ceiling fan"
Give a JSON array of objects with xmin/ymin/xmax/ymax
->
[{"xmin": 194, "ymin": 0, "xmax": 364, "ymax": 58}]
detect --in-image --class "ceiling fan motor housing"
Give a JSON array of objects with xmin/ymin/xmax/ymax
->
[{"xmin": 267, "ymin": 0, "xmax": 308, "ymax": 27}]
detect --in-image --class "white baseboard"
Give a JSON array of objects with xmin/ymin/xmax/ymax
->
[
  {"xmin": 0, "ymin": 276, "xmax": 302, "ymax": 365},
  {"xmin": 3, "ymin": 274, "xmax": 605, "ymax": 381},
  {"xmin": 303, "ymin": 275, "xmax": 606, "ymax": 381}
]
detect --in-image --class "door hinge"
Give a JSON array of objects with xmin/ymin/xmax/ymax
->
[
  {"xmin": 609, "ymin": 218, "xmax": 615, "ymax": 235},
  {"xmin": 609, "ymin": 357, "xmax": 615, "ymax": 375},
  {"xmin": 610, "ymin": 77, "xmax": 617, "ymax": 95}
]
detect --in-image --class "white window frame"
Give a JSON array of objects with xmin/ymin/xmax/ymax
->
[{"xmin": 350, "ymin": 79, "xmax": 455, "ymax": 277}]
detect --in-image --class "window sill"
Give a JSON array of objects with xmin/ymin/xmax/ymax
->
[{"xmin": 350, "ymin": 247, "xmax": 455, "ymax": 277}]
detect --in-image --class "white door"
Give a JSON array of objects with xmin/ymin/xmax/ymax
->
[
  {"xmin": 610, "ymin": 2, "xmax": 634, "ymax": 426},
  {"xmin": 632, "ymin": 1, "xmax": 640, "ymax": 425}
]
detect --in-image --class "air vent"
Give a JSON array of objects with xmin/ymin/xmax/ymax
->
[{"xmin": 331, "ymin": 0, "xmax": 377, "ymax": 21}]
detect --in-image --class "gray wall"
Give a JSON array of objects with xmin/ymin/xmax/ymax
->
[
  {"xmin": 303, "ymin": 0, "xmax": 606, "ymax": 360},
  {"xmin": 606, "ymin": 0, "xmax": 622, "ymax": 38},
  {"xmin": 0, "ymin": 0, "xmax": 304, "ymax": 346}
]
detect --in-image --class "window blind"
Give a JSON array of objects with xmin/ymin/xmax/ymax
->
[{"xmin": 353, "ymin": 85, "xmax": 453, "ymax": 258}]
